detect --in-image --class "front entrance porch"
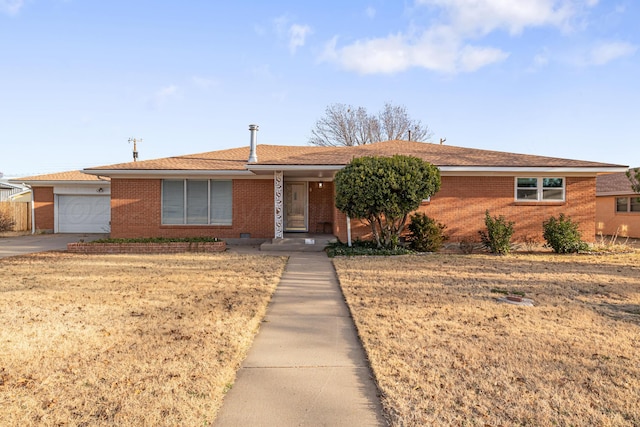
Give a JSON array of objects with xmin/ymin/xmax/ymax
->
[{"xmin": 272, "ymin": 171, "xmax": 335, "ymax": 239}]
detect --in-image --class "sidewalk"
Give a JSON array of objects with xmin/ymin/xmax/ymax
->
[{"xmin": 214, "ymin": 251, "xmax": 386, "ymax": 426}]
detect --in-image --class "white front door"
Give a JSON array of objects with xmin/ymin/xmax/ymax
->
[{"xmin": 284, "ymin": 182, "xmax": 307, "ymax": 232}]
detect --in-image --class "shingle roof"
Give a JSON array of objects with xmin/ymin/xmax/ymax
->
[
  {"xmin": 85, "ymin": 140, "xmax": 625, "ymax": 172},
  {"xmin": 596, "ymin": 169, "xmax": 640, "ymax": 195},
  {"xmin": 85, "ymin": 146, "xmax": 332, "ymax": 171},
  {"xmin": 14, "ymin": 170, "xmax": 110, "ymax": 182}
]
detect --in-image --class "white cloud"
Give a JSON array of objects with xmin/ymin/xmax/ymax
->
[
  {"xmin": 365, "ymin": 6, "xmax": 376, "ymax": 19},
  {"xmin": 192, "ymin": 76, "xmax": 218, "ymax": 90},
  {"xmin": 273, "ymin": 15, "xmax": 289, "ymax": 36},
  {"xmin": 272, "ymin": 15, "xmax": 312, "ymax": 54},
  {"xmin": 587, "ymin": 41, "xmax": 637, "ymax": 65},
  {"xmin": 458, "ymin": 45, "xmax": 510, "ymax": 72},
  {"xmin": 251, "ymin": 64, "xmax": 274, "ymax": 80},
  {"xmin": 288, "ymin": 24, "xmax": 312, "ymax": 54},
  {"xmin": 150, "ymin": 85, "xmax": 179, "ymax": 109},
  {"xmin": 320, "ymin": 0, "xmax": 607, "ymax": 74},
  {"xmin": 0, "ymin": 0, "xmax": 25, "ymax": 16},
  {"xmin": 321, "ymin": 27, "xmax": 508, "ymax": 74},
  {"xmin": 416, "ymin": 0, "xmax": 590, "ymax": 35}
]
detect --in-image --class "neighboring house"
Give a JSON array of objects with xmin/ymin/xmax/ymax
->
[
  {"xmin": 0, "ymin": 181, "xmax": 29, "ymax": 202},
  {"xmin": 77, "ymin": 126, "xmax": 626, "ymax": 243},
  {"xmin": 10, "ymin": 171, "xmax": 111, "ymax": 233},
  {"xmin": 596, "ymin": 169, "xmax": 640, "ymax": 238}
]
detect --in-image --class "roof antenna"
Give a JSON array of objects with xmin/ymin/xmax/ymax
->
[
  {"xmin": 128, "ymin": 137, "xmax": 142, "ymax": 162},
  {"xmin": 440, "ymin": 137, "xmax": 446, "ymax": 145}
]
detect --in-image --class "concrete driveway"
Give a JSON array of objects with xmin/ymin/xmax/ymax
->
[{"xmin": 0, "ymin": 234, "xmax": 106, "ymax": 258}]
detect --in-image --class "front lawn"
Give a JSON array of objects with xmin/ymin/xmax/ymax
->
[
  {"xmin": 0, "ymin": 252, "xmax": 286, "ymax": 426},
  {"xmin": 334, "ymin": 252, "xmax": 640, "ymax": 426}
]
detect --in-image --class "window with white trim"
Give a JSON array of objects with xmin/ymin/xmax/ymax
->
[
  {"xmin": 515, "ymin": 177, "xmax": 565, "ymax": 202},
  {"xmin": 162, "ymin": 180, "xmax": 232, "ymax": 225},
  {"xmin": 616, "ymin": 196, "xmax": 640, "ymax": 213}
]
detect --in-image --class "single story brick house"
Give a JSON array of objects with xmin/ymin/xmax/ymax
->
[
  {"xmin": 596, "ymin": 170, "xmax": 640, "ymax": 238},
  {"xmin": 72, "ymin": 126, "xmax": 625, "ymax": 244},
  {"xmin": 11, "ymin": 171, "xmax": 111, "ymax": 233}
]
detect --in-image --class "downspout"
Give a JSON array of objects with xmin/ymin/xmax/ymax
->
[
  {"xmin": 347, "ymin": 215, "xmax": 352, "ymax": 247},
  {"xmin": 24, "ymin": 184, "xmax": 35, "ymax": 234}
]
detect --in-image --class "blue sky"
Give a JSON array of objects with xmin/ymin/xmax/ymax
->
[{"xmin": 1, "ymin": 0, "xmax": 638, "ymax": 178}]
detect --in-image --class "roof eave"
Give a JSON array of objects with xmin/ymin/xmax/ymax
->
[
  {"xmin": 597, "ymin": 191, "xmax": 640, "ymax": 197},
  {"xmin": 83, "ymin": 169, "xmax": 255, "ymax": 177},
  {"xmin": 246, "ymin": 164, "xmax": 345, "ymax": 171},
  {"xmin": 9, "ymin": 180, "xmax": 110, "ymax": 186},
  {"xmin": 439, "ymin": 166, "xmax": 629, "ymax": 173}
]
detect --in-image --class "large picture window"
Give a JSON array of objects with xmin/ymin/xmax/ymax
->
[
  {"xmin": 162, "ymin": 180, "xmax": 233, "ymax": 225},
  {"xmin": 515, "ymin": 177, "xmax": 565, "ymax": 202}
]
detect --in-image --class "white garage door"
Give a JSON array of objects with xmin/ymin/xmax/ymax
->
[{"xmin": 58, "ymin": 195, "xmax": 111, "ymax": 233}]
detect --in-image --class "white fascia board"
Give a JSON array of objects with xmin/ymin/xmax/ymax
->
[
  {"xmin": 439, "ymin": 166, "xmax": 629, "ymax": 174},
  {"xmin": 10, "ymin": 180, "xmax": 110, "ymax": 186},
  {"xmin": 246, "ymin": 164, "xmax": 344, "ymax": 172},
  {"xmin": 82, "ymin": 169, "xmax": 255, "ymax": 178}
]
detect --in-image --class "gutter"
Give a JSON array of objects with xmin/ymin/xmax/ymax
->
[{"xmin": 23, "ymin": 184, "xmax": 35, "ymax": 235}]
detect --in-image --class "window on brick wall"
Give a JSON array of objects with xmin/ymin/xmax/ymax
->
[
  {"xmin": 162, "ymin": 180, "xmax": 232, "ymax": 225},
  {"xmin": 616, "ymin": 196, "xmax": 640, "ymax": 213},
  {"xmin": 515, "ymin": 177, "xmax": 565, "ymax": 202}
]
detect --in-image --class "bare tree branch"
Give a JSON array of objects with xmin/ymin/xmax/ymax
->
[
  {"xmin": 308, "ymin": 102, "xmax": 433, "ymax": 147},
  {"xmin": 627, "ymin": 167, "xmax": 640, "ymax": 193}
]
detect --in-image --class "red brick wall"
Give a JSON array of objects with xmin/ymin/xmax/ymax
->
[
  {"xmin": 33, "ymin": 187, "xmax": 54, "ymax": 232},
  {"xmin": 334, "ymin": 176, "xmax": 597, "ymax": 243},
  {"xmin": 595, "ymin": 195, "xmax": 640, "ymax": 238},
  {"xmin": 308, "ymin": 181, "xmax": 334, "ymax": 233},
  {"xmin": 109, "ymin": 175, "xmax": 597, "ymax": 243},
  {"xmin": 67, "ymin": 241, "xmax": 226, "ymax": 254},
  {"xmin": 110, "ymin": 178, "xmax": 274, "ymax": 239}
]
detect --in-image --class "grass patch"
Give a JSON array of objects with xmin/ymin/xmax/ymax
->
[
  {"xmin": 334, "ymin": 252, "xmax": 640, "ymax": 426},
  {"xmin": 0, "ymin": 252, "xmax": 286, "ymax": 426}
]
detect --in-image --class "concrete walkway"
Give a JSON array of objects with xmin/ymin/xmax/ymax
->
[{"xmin": 214, "ymin": 252, "xmax": 386, "ymax": 426}]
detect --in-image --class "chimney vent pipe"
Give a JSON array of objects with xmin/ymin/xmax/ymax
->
[{"xmin": 248, "ymin": 124, "xmax": 258, "ymax": 163}]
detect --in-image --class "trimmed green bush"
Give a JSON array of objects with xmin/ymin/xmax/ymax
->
[
  {"xmin": 334, "ymin": 155, "xmax": 441, "ymax": 249},
  {"xmin": 479, "ymin": 210, "xmax": 514, "ymax": 255},
  {"xmin": 325, "ymin": 240, "xmax": 413, "ymax": 257},
  {"xmin": 407, "ymin": 213, "xmax": 448, "ymax": 252},
  {"xmin": 542, "ymin": 214, "xmax": 588, "ymax": 254}
]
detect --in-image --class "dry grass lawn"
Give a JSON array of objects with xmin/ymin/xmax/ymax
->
[
  {"xmin": 334, "ymin": 252, "xmax": 640, "ymax": 426},
  {"xmin": 0, "ymin": 252, "xmax": 286, "ymax": 426}
]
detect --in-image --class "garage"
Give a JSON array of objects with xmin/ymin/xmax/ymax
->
[{"xmin": 57, "ymin": 195, "xmax": 110, "ymax": 233}]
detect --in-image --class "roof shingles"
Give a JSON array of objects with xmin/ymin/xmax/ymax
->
[{"xmin": 84, "ymin": 140, "xmax": 625, "ymax": 172}]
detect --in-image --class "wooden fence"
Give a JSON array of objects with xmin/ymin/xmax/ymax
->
[{"xmin": 0, "ymin": 201, "xmax": 31, "ymax": 232}]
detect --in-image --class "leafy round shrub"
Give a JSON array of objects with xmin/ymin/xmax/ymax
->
[
  {"xmin": 542, "ymin": 213, "xmax": 588, "ymax": 254},
  {"xmin": 479, "ymin": 210, "xmax": 514, "ymax": 255},
  {"xmin": 407, "ymin": 212, "xmax": 448, "ymax": 252}
]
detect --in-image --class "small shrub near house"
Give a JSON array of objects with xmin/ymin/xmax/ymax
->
[
  {"xmin": 325, "ymin": 240, "xmax": 413, "ymax": 257},
  {"xmin": 542, "ymin": 213, "xmax": 588, "ymax": 254},
  {"xmin": 479, "ymin": 210, "xmax": 514, "ymax": 255},
  {"xmin": 0, "ymin": 210, "xmax": 15, "ymax": 232},
  {"xmin": 407, "ymin": 213, "xmax": 448, "ymax": 252}
]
